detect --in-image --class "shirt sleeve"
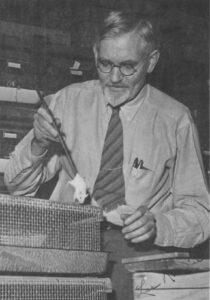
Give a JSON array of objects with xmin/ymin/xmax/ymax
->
[
  {"xmin": 4, "ymin": 94, "xmax": 62, "ymax": 197},
  {"xmin": 154, "ymin": 115, "xmax": 210, "ymax": 248}
]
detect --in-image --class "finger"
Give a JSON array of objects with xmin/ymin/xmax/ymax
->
[
  {"xmin": 37, "ymin": 107, "xmax": 54, "ymax": 124},
  {"xmin": 38, "ymin": 108, "xmax": 61, "ymax": 131},
  {"xmin": 124, "ymin": 206, "xmax": 147, "ymax": 226},
  {"xmin": 123, "ymin": 219, "xmax": 154, "ymax": 239},
  {"xmin": 54, "ymin": 117, "xmax": 61, "ymax": 129},
  {"xmin": 34, "ymin": 113, "xmax": 58, "ymax": 139},
  {"xmin": 120, "ymin": 213, "xmax": 132, "ymax": 221},
  {"xmin": 122, "ymin": 215, "xmax": 148, "ymax": 234},
  {"xmin": 36, "ymin": 107, "xmax": 60, "ymax": 134},
  {"xmin": 34, "ymin": 119, "xmax": 53, "ymax": 142},
  {"xmin": 130, "ymin": 227, "xmax": 156, "ymax": 243}
]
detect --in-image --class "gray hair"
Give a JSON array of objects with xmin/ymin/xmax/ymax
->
[{"xmin": 95, "ymin": 11, "xmax": 159, "ymax": 55}]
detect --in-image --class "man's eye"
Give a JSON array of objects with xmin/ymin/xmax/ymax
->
[
  {"xmin": 100, "ymin": 60, "xmax": 111, "ymax": 67},
  {"xmin": 122, "ymin": 64, "xmax": 135, "ymax": 71}
]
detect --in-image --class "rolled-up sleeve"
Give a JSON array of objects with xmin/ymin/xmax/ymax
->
[
  {"xmin": 4, "ymin": 94, "xmax": 62, "ymax": 197},
  {"xmin": 4, "ymin": 129, "xmax": 58, "ymax": 196}
]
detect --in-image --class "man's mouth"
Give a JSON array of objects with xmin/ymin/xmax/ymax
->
[
  {"xmin": 107, "ymin": 85, "xmax": 127, "ymax": 91},
  {"xmin": 107, "ymin": 84, "xmax": 126, "ymax": 87}
]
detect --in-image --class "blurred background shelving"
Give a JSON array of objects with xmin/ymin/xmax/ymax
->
[{"xmin": 0, "ymin": 0, "xmax": 209, "ymax": 183}]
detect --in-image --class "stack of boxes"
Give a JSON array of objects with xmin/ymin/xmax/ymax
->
[{"xmin": 0, "ymin": 193, "xmax": 112, "ymax": 299}]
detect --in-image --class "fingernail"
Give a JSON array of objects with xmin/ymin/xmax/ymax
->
[{"xmin": 121, "ymin": 213, "xmax": 132, "ymax": 223}]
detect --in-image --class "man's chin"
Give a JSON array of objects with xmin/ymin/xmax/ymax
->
[{"xmin": 104, "ymin": 89, "xmax": 130, "ymax": 107}]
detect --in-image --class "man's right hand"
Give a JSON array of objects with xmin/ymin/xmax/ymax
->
[{"xmin": 31, "ymin": 107, "xmax": 59, "ymax": 156}]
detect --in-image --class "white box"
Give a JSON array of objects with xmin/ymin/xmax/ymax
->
[
  {"xmin": 0, "ymin": 86, "xmax": 40, "ymax": 104},
  {"xmin": 133, "ymin": 271, "xmax": 210, "ymax": 300}
]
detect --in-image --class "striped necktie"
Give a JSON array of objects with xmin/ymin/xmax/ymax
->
[{"xmin": 92, "ymin": 106, "xmax": 125, "ymax": 212}]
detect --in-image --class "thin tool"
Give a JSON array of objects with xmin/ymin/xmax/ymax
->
[{"xmin": 36, "ymin": 89, "xmax": 88, "ymax": 204}]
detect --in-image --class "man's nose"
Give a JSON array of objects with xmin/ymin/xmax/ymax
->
[{"xmin": 110, "ymin": 66, "xmax": 123, "ymax": 83}]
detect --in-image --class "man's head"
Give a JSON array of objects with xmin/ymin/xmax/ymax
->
[{"xmin": 93, "ymin": 11, "xmax": 160, "ymax": 107}]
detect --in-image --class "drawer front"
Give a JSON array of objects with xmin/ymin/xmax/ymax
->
[{"xmin": 0, "ymin": 129, "xmax": 27, "ymax": 158}]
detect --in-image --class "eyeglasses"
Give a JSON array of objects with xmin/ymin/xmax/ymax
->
[{"xmin": 97, "ymin": 58, "xmax": 145, "ymax": 76}]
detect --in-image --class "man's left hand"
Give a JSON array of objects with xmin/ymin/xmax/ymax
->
[{"xmin": 121, "ymin": 206, "xmax": 156, "ymax": 243}]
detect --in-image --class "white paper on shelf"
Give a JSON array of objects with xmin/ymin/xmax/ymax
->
[{"xmin": 0, "ymin": 86, "xmax": 40, "ymax": 104}]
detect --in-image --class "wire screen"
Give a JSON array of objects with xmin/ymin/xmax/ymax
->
[
  {"xmin": 0, "ymin": 194, "xmax": 103, "ymax": 251},
  {"xmin": 0, "ymin": 277, "xmax": 112, "ymax": 300}
]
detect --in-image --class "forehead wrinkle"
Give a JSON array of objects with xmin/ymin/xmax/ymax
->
[{"xmin": 98, "ymin": 33, "xmax": 147, "ymax": 64}]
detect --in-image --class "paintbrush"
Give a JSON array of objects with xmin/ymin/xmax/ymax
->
[{"xmin": 36, "ymin": 89, "xmax": 89, "ymax": 204}]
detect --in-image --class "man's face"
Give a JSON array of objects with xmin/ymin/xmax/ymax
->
[{"xmin": 94, "ymin": 31, "xmax": 158, "ymax": 107}]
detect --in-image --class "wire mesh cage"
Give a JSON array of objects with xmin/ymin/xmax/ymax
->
[
  {"xmin": 0, "ymin": 194, "xmax": 103, "ymax": 251},
  {"xmin": 0, "ymin": 246, "xmax": 109, "ymax": 274},
  {"xmin": 0, "ymin": 276, "xmax": 112, "ymax": 300}
]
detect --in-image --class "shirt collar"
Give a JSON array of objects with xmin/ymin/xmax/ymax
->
[
  {"xmin": 120, "ymin": 84, "xmax": 149, "ymax": 121},
  {"xmin": 100, "ymin": 82, "xmax": 149, "ymax": 121}
]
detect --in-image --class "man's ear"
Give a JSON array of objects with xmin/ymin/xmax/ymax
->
[
  {"xmin": 93, "ymin": 44, "xmax": 98, "ymax": 65},
  {"xmin": 147, "ymin": 50, "xmax": 160, "ymax": 74}
]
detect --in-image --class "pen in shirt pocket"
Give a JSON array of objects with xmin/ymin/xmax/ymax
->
[{"xmin": 132, "ymin": 157, "xmax": 150, "ymax": 170}]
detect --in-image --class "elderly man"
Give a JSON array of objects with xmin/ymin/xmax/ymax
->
[{"xmin": 4, "ymin": 11, "xmax": 209, "ymax": 300}]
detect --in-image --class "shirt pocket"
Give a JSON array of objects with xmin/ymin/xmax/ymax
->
[
  {"xmin": 124, "ymin": 158, "xmax": 155, "ymax": 205},
  {"xmin": 124, "ymin": 157, "xmax": 155, "ymax": 193},
  {"xmin": 130, "ymin": 158, "xmax": 154, "ymax": 179}
]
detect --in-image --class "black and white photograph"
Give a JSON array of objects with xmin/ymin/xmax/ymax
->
[{"xmin": 0, "ymin": 0, "xmax": 209, "ymax": 299}]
